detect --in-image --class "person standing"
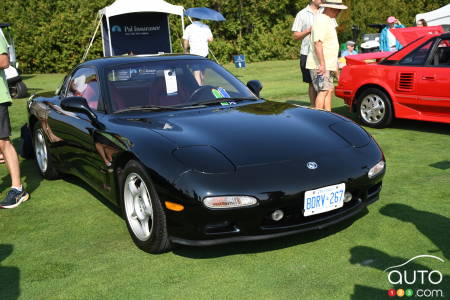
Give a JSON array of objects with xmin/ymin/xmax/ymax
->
[
  {"xmin": 306, "ymin": 0, "xmax": 347, "ymax": 112},
  {"xmin": 292, "ymin": 0, "xmax": 323, "ymax": 107},
  {"xmin": 0, "ymin": 33, "xmax": 29, "ymax": 209},
  {"xmin": 380, "ymin": 16, "xmax": 405, "ymax": 52},
  {"xmin": 183, "ymin": 18, "xmax": 213, "ymax": 85}
]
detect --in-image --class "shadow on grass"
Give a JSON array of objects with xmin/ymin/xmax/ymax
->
[
  {"xmin": 380, "ymin": 204, "xmax": 450, "ymax": 260},
  {"xmin": 173, "ymin": 208, "xmax": 369, "ymax": 258},
  {"xmin": 349, "ymin": 246, "xmax": 449, "ymax": 299},
  {"xmin": 387, "ymin": 119, "xmax": 450, "ymax": 136},
  {"xmin": 21, "ymin": 75, "xmax": 35, "ymax": 81},
  {"xmin": 0, "ymin": 244, "xmax": 20, "ymax": 300},
  {"xmin": 64, "ymin": 176, "xmax": 122, "ymax": 218},
  {"xmin": 0, "ymin": 159, "xmax": 43, "ymax": 196}
]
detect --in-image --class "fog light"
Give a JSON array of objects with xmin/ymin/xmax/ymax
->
[
  {"xmin": 271, "ymin": 210, "xmax": 284, "ymax": 221},
  {"xmin": 203, "ymin": 196, "xmax": 258, "ymax": 209},
  {"xmin": 344, "ymin": 192, "xmax": 352, "ymax": 203},
  {"xmin": 368, "ymin": 160, "xmax": 385, "ymax": 179}
]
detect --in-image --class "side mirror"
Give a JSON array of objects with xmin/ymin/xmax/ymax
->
[
  {"xmin": 247, "ymin": 80, "xmax": 263, "ymax": 98},
  {"xmin": 61, "ymin": 96, "xmax": 104, "ymax": 129}
]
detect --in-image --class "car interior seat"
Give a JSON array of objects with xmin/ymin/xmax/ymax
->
[{"xmin": 148, "ymin": 69, "xmax": 196, "ymax": 106}]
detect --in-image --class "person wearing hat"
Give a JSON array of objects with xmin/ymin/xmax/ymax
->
[
  {"xmin": 380, "ymin": 16, "xmax": 405, "ymax": 52},
  {"xmin": 341, "ymin": 40, "xmax": 358, "ymax": 57},
  {"xmin": 306, "ymin": 0, "xmax": 347, "ymax": 112},
  {"xmin": 292, "ymin": 0, "xmax": 323, "ymax": 107}
]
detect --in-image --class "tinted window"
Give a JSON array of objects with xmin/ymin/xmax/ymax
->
[
  {"xmin": 104, "ymin": 59, "xmax": 256, "ymax": 112},
  {"xmin": 432, "ymin": 39, "xmax": 450, "ymax": 66},
  {"xmin": 400, "ymin": 40, "xmax": 434, "ymax": 65},
  {"xmin": 66, "ymin": 68, "xmax": 102, "ymax": 111}
]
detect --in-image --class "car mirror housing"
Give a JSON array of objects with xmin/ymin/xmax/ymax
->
[
  {"xmin": 247, "ymin": 80, "xmax": 263, "ymax": 98},
  {"xmin": 61, "ymin": 96, "xmax": 105, "ymax": 129}
]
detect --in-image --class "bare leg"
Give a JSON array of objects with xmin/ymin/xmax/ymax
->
[
  {"xmin": 104, "ymin": 146, "xmax": 118, "ymax": 163},
  {"xmin": 324, "ymin": 88, "xmax": 333, "ymax": 111},
  {"xmin": 194, "ymin": 70, "xmax": 203, "ymax": 86},
  {"xmin": 95, "ymin": 143, "xmax": 111, "ymax": 165},
  {"xmin": 0, "ymin": 139, "xmax": 21, "ymax": 187},
  {"xmin": 315, "ymin": 90, "xmax": 327, "ymax": 110},
  {"xmin": 308, "ymin": 83, "xmax": 317, "ymax": 107},
  {"xmin": 41, "ymin": 119, "xmax": 62, "ymax": 143}
]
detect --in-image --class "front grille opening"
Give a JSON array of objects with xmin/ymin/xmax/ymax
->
[{"xmin": 261, "ymin": 190, "xmax": 363, "ymax": 229}]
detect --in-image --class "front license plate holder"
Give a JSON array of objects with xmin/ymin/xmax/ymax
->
[{"xmin": 303, "ymin": 183, "xmax": 346, "ymax": 216}]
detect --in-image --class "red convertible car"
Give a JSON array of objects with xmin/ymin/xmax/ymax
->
[{"xmin": 336, "ymin": 28, "xmax": 450, "ymax": 128}]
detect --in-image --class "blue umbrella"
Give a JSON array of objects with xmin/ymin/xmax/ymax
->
[{"xmin": 185, "ymin": 7, "xmax": 226, "ymax": 21}]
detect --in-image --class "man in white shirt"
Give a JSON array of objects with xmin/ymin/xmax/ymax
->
[
  {"xmin": 183, "ymin": 18, "xmax": 213, "ymax": 84},
  {"xmin": 292, "ymin": 0, "xmax": 322, "ymax": 107},
  {"xmin": 306, "ymin": 0, "xmax": 347, "ymax": 112}
]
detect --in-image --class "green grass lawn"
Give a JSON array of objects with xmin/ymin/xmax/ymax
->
[{"xmin": 1, "ymin": 60, "xmax": 449, "ymax": 300}]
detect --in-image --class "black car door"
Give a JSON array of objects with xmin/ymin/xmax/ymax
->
[{"xmin": 47, "ymin": 67, "xmax": 113, "ymax": 193}]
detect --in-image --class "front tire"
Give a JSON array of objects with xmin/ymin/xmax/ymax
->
[
  {"xmin": 120, "ymin": 160, "xmax": 171, "ymax": 253},
  {"xmin": 357, "ymin": 88, "xmax": 393, "ymax": 128},
  {"xmin": 33, "ymin": 123, "xmax": 60, "ymax": 179}
]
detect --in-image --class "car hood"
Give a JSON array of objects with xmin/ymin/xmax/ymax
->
[{"xmin": 122, "ymin": 101, "xmax": 369, "ymax": 167}]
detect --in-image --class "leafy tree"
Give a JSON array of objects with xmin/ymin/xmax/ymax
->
[{"xmin": 0, "ymin": 0, "xmax": 448, "ymax": 73}]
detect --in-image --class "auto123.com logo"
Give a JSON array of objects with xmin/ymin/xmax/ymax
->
[{"xmin": 384, "ymin": 255, "xmax": 446, "ymax": 298}]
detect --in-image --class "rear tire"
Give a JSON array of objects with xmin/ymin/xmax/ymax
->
[
  {"xmin": 33, "ymin": 123, "xmax": 60, "ymax": 179},
  {"xmin": 357, "ymin": 88, "xmax": 393, "ymax": 128},
  {"xmin": 120, "ymin": 160, "xmax": 171, "ymax": 253},
  {"xmin": 9, "ymin": 81, "xmax": 28, "ymax": 99}
]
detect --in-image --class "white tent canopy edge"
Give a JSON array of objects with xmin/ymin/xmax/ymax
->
[
  {"xmin": 416, "ymin": 4, "xmax": 450, "ymax": 26},
  {"xmin": 82, "ymin": 0, "xmax": 185, "ymax": 62}
]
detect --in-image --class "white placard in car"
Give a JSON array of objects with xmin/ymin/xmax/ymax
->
[
  {"xmin": 304, "ymin": 183, "xmax": 345, "ymax": 216},
  {"xmin": 164, "ymin": 69, "xmax": 178, "ymax": 95}
]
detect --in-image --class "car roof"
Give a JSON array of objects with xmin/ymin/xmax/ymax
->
[{"xmin": 79, "ymin": 54, "xmax": 208, "ymax": 69}]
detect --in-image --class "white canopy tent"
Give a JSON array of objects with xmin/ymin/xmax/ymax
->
[
  {"xmin": 82, "ymin": 0, "xmax": 185, "ymax": 61},
  {"xmin": 99, "ymin": 0, "xmax": 184, "ymax": 17},
  {"xmin": 416, "ymin": 4, "xmax": 450, "ymax": 26}
]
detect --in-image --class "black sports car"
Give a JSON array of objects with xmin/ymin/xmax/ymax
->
[{"xmin": 25, "ymin": 55, "xmax": 385, "ymax": 253}]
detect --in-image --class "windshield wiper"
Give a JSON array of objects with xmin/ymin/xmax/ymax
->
[
  {"xmin": 188, "ymin": 97, "xmax": 258, "ymax": 107},
  {"xmin": 114, "ymin": 105, "xmax": 186, "ymax": 114}
]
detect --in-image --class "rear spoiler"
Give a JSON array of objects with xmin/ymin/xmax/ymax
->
[{"xmin": 345, "ymin": 52, "xmax": 394, "ymax": 66}]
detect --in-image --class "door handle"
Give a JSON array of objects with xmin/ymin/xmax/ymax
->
[{"xmin": 422, "ymin": 76, "xmax": 435, "ymax": 80}]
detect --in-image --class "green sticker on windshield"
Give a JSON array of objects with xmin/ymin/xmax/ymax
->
[{"xmin": 211, "ymin": 89, "xmax": 223, "ymax": 99}]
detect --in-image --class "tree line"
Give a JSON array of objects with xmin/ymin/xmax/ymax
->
[{"xmin": 0, "ymin": 0, "xmax": 447, "ymax": 73}]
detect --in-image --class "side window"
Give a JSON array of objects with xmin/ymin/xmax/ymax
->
[
  {"xmin": 400, "ymin": 40, "xmax": 434, "ymax": 66},
  {"xmin": 432, "ymin": 39, "xmax": 450, "ymax": 67},
  {"xmin": 66, "ymin": 68, "xmax": 102, "ymax": 111}
]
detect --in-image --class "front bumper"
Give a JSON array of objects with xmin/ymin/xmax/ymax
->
[{"xmin": 167, "ymin": 179, "xmax": 383, "ymax": 246}]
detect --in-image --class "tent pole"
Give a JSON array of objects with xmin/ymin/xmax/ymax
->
[{"xmin": 81, "ymin": 13, "xmax": 102, "ymax": 63}]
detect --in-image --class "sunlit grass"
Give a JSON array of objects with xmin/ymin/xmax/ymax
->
[{"xmin": 0, "ymin": 60, "xmax": 449, "ymax": 300}]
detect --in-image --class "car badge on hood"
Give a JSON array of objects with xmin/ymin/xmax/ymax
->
[{"xmin": 307, "ymin": 162, "xmax": 318, "ymax": 170}]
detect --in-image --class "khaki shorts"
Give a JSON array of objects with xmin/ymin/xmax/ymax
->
[{"xmin": 310, "ymin": 69, "xmax": 336, "ymax": 92}]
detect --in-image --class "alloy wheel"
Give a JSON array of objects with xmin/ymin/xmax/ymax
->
[
  {"xmin": 124, "ymin": 173, "xmax": 154, "ymax": 241},
  {"xmin": 360, "ymin": 94, "xmax": 386, "ymax": 125},
  {"xmin": 34, "ymin": 129, "xmax": 48, "ymax": 173}
]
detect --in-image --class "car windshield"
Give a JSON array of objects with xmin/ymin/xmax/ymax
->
[{"xmin": 104, "ymin": 59, "xmax": 257, "ymax": 112}]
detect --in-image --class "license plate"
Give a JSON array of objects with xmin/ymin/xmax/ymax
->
[{"xmin": 303, "ymin": 183, "xmax": 346, "ymax": 216}]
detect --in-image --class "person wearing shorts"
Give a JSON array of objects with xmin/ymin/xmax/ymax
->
[
  {"xmin": 292, "ymin": 0, "xmax": 323, "ymax": 107},
  {"xmin": 0, "ymin": 33, "xmax": 29, "ymax": 209},
  {"xmin": 306, "ymin": 0, "xmax": 347, "ymax": 111}
]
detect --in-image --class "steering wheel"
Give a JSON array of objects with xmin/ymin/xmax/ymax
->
[{"xmin": 186, "ymin": 85, "xmax": 217, "ymax": 103}]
